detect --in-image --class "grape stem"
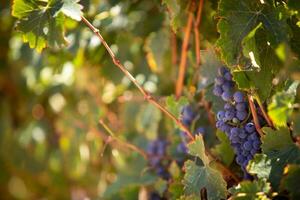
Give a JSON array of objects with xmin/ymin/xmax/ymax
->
[
  {"xmin": 254, "ymin": 94, "xmax": 274, "ymax": 128},
  {"xmin": 81, "ymin": 16, "xmax": 195, "ymax": 141},
  {"xmin": 194, "ymin": 0, "xmax": 204, "ymax": 66},
  {"xmin": 175, "ymin": 0, "xmax": 195, "ymax": 98},
  {"xmin": 99, "ymin": 119, "xmax": 148, "ymax": 159},
  {"xmin": 247, "ymin": 94, "xmax": 264, "ymax": 137}
]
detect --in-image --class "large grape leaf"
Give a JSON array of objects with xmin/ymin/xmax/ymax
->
[
  {"xmin": 217, "ymin": 0, "xmax": 289, "ymax": 66},
  {"xmin": 183, "ymin": 136, "xmax": 227, "ymax": 199},
  {"xmin": 261, "ymin": 127, "xmax": 300, "ymax": 189},
  {"xmin": 229, "ymin": 179, "xmax": 271, "ymax": 200},
  {"xmin": 232, "ymin": 28, "xmax": 282, "ymax": 101},
  {"xmin": 268, "ymin": 81, "xmax": 299, "ymax": 127},
  {"xmin": 12, "ymin": 0, "xmax": 67, "ymax": 52}
]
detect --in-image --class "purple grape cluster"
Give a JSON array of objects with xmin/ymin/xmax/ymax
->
[
  {"xmin": 147, "ymin": 139, "xmax": 170, "ymax": 180},
  {"xmin": 213, "ymin": 67, "xmax": 262, "ymax": 176},
  {"xmin": 177, "ymin": 106, "xmax": 206, "ymax": 155}
]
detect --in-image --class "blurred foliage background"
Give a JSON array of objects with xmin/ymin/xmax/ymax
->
[{"xmin": 0, "ymin": 0, "xmax": 220, "ymax": 199}]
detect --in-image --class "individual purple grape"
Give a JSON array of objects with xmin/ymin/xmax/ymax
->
[
  {"xmin": 216, "ymin": 120, "xmax": 224, "ymax": 128},
  {"xmin": 181, "ymin": 106, "xmax": 196, "ymax": 125},
  {"xmin": 230, "ymin": 127, "xmax": 240, "ymax": 136},
  {"xmin": 253, "ymin": 140, "xmax": 261, "ymax": 149},
  {"xmin": 224, "ymin": 72, "xmax": 233, "ymax": 81},
  {"xmin": 245, "ymin": 122, "xmax": 255, "ymax": 133},
  {"xmin": 239, "ymin": 130, "xmax": 247, "ymax": 139},
  {"xmin": 250, "ymin": 149, "xmax": 257, "ymax": 156},
  {"xmin": 236, "ymin": 155, "xmax": 245, "ymax": 165},
  {"xmin": 218, "ymin": 66, "xmax": 228, "ymax": 76},
  {"xmin": 236, "ymin": 102, "xmax": 247, "ymax": 111},
  {"xmin": 243, "ymin": 141, "xmax": 253, "ymax": 151},
  {"xmin": 236, "ymin": 111, "xmax": 247, "ymax": 121},
  {"xmin": 194, "ymin": 127, "xmax": 205, "ymax": 135},
  {"xmin": 213, "ymin": 85, "xmax": 223, "ymax": 96},
  {"xmin": 177, "ymin": 142, "xmax": 188, "ymax": 154},
  {"xmin": 217, "ymin": 111, "xmax": 225, "ymax": 120},
  {"xmin": 215, "ymin": 77, "xmax": 225, "ymax": 85},
  {"xmin": 225, "ymin": 110, "xmax": 235, "ymax": 121},
  {"xmin": 233, "ymin": 91, "xmax": 244, "ymax": 103},
  {"xmin": 224, "ymin": 103, "xmax": 234, "ymax": 110},
  {"xmin": 221, "ymin": 91, "xmax": 232, "ymax": 101},
  {"xmin": 222, "ymin": 81, "xmax": 234, "ymax": 92}
]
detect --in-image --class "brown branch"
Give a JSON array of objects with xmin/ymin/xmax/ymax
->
[
  {"xmin": 81, "ymin": 16, "xmax": 195, "ymax": 141},
  {"xmin": 175, "ymin": 8, "xmax": 194, "ymax": 98},
  {"xmin": 99, "ymin": 119, "xmax": 148, "ymax": 159},
  {"xmin": 248, "ymin": 94, "xmax": 264, "ymax": 137},
  {"xmin": 254, "ymin": 94, "xmax": 274, "ymax": 128},
  {"xmin": 194, "ymin": 0, "xmax": 204, "ymax": 66},
  {"xmin": 171, "ymin": 30, "xmax": 178, "ymax": 65}
]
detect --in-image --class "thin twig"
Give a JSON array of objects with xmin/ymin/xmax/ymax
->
[
  {"xmin": 171, "ymin": 29, "xmax": 178, "ymax": 65},
  {"xmin": 175, "ymin": 5, "xmax": 194, "ymax": 98},
  {"xmin": 248, "ymin": 94, "xmax": 264, "ymax": 137},
  {"xmin": 99, "ymin": 119, "xmax": 148, "ymax": 159},
  {"xmin": 194, "ymin": 0, "xmax": 204, "ymax": 66},
  {"xmin": 254, "ymin": 94, "xmax": 274, "ymax": 128},
  {"xmin": 81, "ymin": 16, "xmax": 195, "ymax": 141}
]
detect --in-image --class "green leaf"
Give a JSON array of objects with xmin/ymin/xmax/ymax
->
[
  {"xmin": 212, "ymin": 130, "xmax": 234, "ymax": 166},
  {"xmin": 261, "ymin": 127, "xmax": 294, "ymax": 152},
  {"xmin": 162, "ymin": 0, "xmax": 188, "ymax": 32},
  {"xmin": 232, "ymin": 28, "xmax": 282, "ymax": 101},
  {"xmin": 169, "ymin": 180, "xmax": 184, "ymax": 200},
  {"xmin": 183, "ymin": 160, "xmax": 227, "ymax": 199},
  {"xmin": 154, "ymin": 178, "xmax": 168, "ymax": 196},
  {"xmin": 187, "ymin": 135, "xmax": 209, "ymax": 165},
  {"xmin": 217, "ymin": 0, "xmax": 289, "ymax": 66},
  {"xmin": 179, "ymin": 194, "xmax": 199, "ymax": 200},
  {"xmin": 61, "ymin": 0, "xmax": 83, "ymax": 21},
  {"xmin": 247, "ymin": 154, "xmax": 272, "ymax": 179},
  {"xmin": 268, "ymin": 81, "xmax": 299, "ymax": 127},
  {"xmin": 261, "ymin": 127, "xmax": 300, "ymax": 189},
  {"xmin": 183, "ymin": 136, "xmax": 227, "ymax": 199},
  {"xmin": 144, "ymin": 29, "xmax": 170, "ymax": 73},
  {"xmin": 12, "ymin": 0, "xmax": 68, "ymax": 52},
  {"xmin": 198, "ymin": 47, "xmax": 223, "ymax": 90},
  {"xmin": 280, "ymin": 164, "xmax": 300, "ymax": 200},
  {"xmin": 229, "ymin": 179, "xmax": 271, "ymax": 200},
  {"xmin": 136, "ymin": 104, "xmax": 162, "ymax": 140},
  {"xmin": 166, "ymin": 95, "xmax": 188, "ymax": 118}
]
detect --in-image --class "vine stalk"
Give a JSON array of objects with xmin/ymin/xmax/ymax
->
[{"xmin": 247, "ymin": 94, "xmax": 264, "ymax": 137}]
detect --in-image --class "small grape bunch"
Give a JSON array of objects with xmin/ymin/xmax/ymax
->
[
  {"xmin": 213, "ymin": 67, "xmax": 262, "ymax": 177},
  {"xmin": 177, "ymin": 106, "xmax": 206, "ymax": 155},
  {"xmin": 147, "ymin": 139, "xmax": 170, "ymax": 180}
]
